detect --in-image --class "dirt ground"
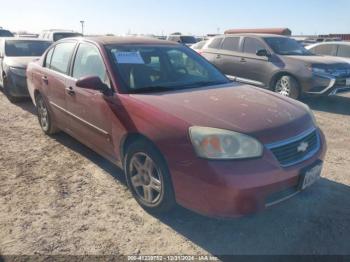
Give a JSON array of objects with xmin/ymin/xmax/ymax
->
[{"xmin": 0, "ymin": 91, "xmax": 349, "ymax": 257}]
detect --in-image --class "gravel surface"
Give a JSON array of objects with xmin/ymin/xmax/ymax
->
[{"xmin": 0, "ymin": 91, "xmax": 349, "ymax": 257}]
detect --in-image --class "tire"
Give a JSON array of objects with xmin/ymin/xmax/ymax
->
[
  {"xmin": 35, "ymin": 93, "xmax": 60, "ymax": 135},
  {"xmin": 3, "ymin": 77, "xmax": 20, "ymax": 103},
  {"xmin": 124, "ymin": 139, "xmax": 176, "ymax": 214},
  {"xmin": 274, "ymin": 75, "xmax": 300, "ymax": 100}
]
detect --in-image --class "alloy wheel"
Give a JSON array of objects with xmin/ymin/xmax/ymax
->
[
  {"xmin": 129, "ymin": 152, "xmax": 163, "ymax": 205},
  {"xmin": 37, "ymin": 97, "xmax": 49, "ymax": 132},
  {"xmin": 275, "ymin": 77, "xmax": 291, "ymax": 97}
]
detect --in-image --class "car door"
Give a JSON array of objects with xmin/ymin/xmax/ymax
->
[
  {"xmin": 201, "ymin": 37, "xmax": 224, "ymax": 67},
  {"xmin": 238, "ymin": 37, "xmax": 271, "ymax": 86},
  {"xmin": 42, "ymin": 41, "xmax": 77, "ymax": 130},
  {"xmin": 65, "ymin": 42, "xmax": 114, "ymax": 158},
  {"xmin": 214, "ymin": 36, "xmax": 242, "ymax": 78}
]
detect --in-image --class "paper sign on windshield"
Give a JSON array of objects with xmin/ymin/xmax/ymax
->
[{"xmin": 114, "ymin": 51, "xmax": 145, "ymax": 64}]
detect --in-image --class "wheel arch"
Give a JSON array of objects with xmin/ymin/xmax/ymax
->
[
  {"xmin": 269, "ymin": 71, "xmax": 301, "ymax": 91},
  {"xmin": 121, "ymin": 133, "xmax": 155, "ymax": 162},
  {"xmin": 120, "ymin": 132, "xmax": 168, "ymax": 170}
]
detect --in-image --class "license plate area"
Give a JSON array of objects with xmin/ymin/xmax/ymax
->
[{"xmin": 298, "ymin": 161, "xmax": 323, "ymax": 191}]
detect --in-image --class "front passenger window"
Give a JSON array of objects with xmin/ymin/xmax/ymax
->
[{"xmin": 72, "ymin": 43, "xmax": 110, "ymax": 87}]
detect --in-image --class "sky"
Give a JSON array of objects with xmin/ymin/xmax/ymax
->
[{"xmin": 1, "ymin": 0, "xmax": 350, "ymax": 36}]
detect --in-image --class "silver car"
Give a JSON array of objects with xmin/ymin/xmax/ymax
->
[{"xmin": 0, "ymin": 38, "xmax": 52, "ymax": 102}]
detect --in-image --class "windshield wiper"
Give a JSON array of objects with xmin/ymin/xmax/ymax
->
[
  {"xmin": 180, "ymin": 80, "xmax": 228, "ymax": 89},
  {"xmin": 128, "ymin": 80, "xmax": 229, "ymax": 94},
  {"xmin": 128, "ymin": 85, "xmax": 176, "ymax": 94}
]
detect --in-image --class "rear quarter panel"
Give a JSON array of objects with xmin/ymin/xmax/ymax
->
[{"xmin": 26, "ymin": 60, "xmax": 44, "ymax": 105}]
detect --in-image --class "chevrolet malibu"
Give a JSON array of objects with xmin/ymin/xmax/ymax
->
[{"xmin": 27, "ymin": 37, "xmax": 327, "ymax": 218}]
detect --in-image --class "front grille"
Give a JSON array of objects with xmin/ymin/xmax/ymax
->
[{"xmin": 267, "ymin": 129, "xmax": 320, "ymax": 167}]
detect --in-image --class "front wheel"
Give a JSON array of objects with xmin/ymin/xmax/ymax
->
[
  {"xmin": 124, "ymin": 140, "xmax": 176, "ymax": 214},
  {"xmin": 35, "ymin": 94, "xmax": 60, "ymax": 135},
  {"xmin": 274, "ymin": 75, "xmax": 300, "ymax": 100}
]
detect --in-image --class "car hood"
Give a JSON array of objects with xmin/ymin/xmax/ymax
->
[
  {"xmin": 4, "ymin": 57, "xmax": 40, "ymax": 69},
  {"xmin": 285, "ymin": 55, "xmax": 350, "ymax": 67},
  {"xmin": 130, "ymin": 83, "xmax": 314, "ymax": 144}
]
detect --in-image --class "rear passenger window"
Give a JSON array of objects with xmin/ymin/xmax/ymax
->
[
  {"xmin": 243, "ymin": 38, "xmax": 266, "ymax": 54},
  {"xmin": 221, "ymin": 37, "xmax": 240, "ymax": 51},
  {"xmin": 337, "ymin": 45, "xmax": 350, "ymax": 58},
  {"xmin": 50, "ymin": 42, "xmax": 76, "ymax": 74},
  {"xmin": 314, "ymin": 44, "xmax": 337, "ymax": 56},
  {"xmin": 208, "ymin": 38, "xmax": 223, "ymax": 49},
  {"xmin": 44, "ymin": 47, "xmax": 54, "ymax": 67}
]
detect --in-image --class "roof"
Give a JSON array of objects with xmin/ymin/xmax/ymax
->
[
  {"xmin": 215, "ymin": 33, "xmax": 289, "ymax": 38},
  {"xmin": 70, "ymin": 36, "xmax": 177, "ymax": 46},
  {"xmin": 224, "ymin": 28, "xmax": 292, "ymax": 36},
  {"xmin": 2, "ymin": 37, "xmax": 52, "ymax": 42}
]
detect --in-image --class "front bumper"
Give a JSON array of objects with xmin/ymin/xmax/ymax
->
[
  {"xmin": 6, "ymin": 72, "xmax": 30, "ymax": 98},
  {"xmin": 168, "ymin": 129, "xmax": 327, "ymax": 218},
  {"xmin": 305, "ymin": 72, "xmax": 350, "ymax": 96}
]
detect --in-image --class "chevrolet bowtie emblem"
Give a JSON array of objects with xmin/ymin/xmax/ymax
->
[{"xmin": 297, "ymin": 142, "xmax": 309, "ymax": 153}]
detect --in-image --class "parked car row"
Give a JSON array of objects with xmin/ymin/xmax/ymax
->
[{"xmin": 17, "ymin": 36, "xmax": 327, "ymax": 218}]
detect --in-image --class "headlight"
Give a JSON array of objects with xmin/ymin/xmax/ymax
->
[
  {"xmin": 10, "ymin": 67, "xmax": 26, "ymax": 77},
  {"xmin": 189, "ymin": 127, "xmax": 263, "ymax": 160},
  {"xmin": 306, "ymin": 106, "xmax": 318, "ymax": 126}
]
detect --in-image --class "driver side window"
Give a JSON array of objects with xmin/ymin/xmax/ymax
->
[
  {"xmin": 72, "ymin": 43, "xmax": 110, "ymax": 88},
  {"xmin": 243, "ymin": 37, "xmax": 266, "ymax": 54}
]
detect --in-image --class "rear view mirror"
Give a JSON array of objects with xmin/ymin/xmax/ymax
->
[
  {"xmin": 256, "ymin": 49, "xmax": 271, "ymax": 57},
  {"xmin": 76, "ymin": 76, "xmax": 110, "ymax": 94}
]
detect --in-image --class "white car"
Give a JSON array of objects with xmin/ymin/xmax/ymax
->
[
  {"xmin": 307, "ymin": 42, "xmax": 350, "ymax": 62},
  {"xmin": 39, "ymin": 30, "xmax": 83, "ymax": 42},
  {"xmin": 190, "ymin": 40, "xmax": 207, "ymax": 53}
]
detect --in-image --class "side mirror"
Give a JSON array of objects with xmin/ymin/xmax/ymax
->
[
  {"xmin": 76, "ymin": 76, "xmax": 110, "ymax": 94},
  {"xmin": 256, "ymin": 49, "xmax": 271, "ymax": 57}
]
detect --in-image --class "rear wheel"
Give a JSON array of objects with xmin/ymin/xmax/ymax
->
[
  {"xmin": 35, "ymin": 93, "xmax": 59, "ymax": 135},
  {"xmin": 274, "ymin": 75, "xmax": 300, "ymax": 100},
  {"xmin": 124, "ymin": 139, "xmax": 176, "ymax": 214}
]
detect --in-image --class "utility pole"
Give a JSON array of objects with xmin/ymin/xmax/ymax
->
[{"xmin": 80, "ymin": 20, "xmax": 85, "ymax": 35}]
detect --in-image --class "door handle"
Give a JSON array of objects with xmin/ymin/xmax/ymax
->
[
  {"xmin": 42, "ymin": 76, "xmax": 48, "ymax": 84},
  {"xmin": 240, "ymin": 58, "xmax": 247, "ymax": 63},
  {"xmin": 66, "ymin": 87, "xmax": 75, "ymax": 96},
  {"xmin": 216, "ymin": 54, "xmax": 221, "ymax": 59}
]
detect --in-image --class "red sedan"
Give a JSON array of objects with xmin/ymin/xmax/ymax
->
[{"xmin": 27, "ymin": 37, "xmax": 326, "ymax": 218}]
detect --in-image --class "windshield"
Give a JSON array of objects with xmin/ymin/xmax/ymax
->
[
  {"xmin": 0, "ymin": 30, "xmax": 14, "ymax": 37},
  {"xmin": 53, "ymin": 33, "xmax": 82, "ymax": 42},
  {"xmin": 5, "ymin": 40, "xmax": 52, "ymax": 57},
  {"xmin": 264, "ymin": 37, "xmax": 313, "ymax": 56},
  {"xmin": 106, "ymin": 45, "xmax": 229, "ymax": 93},
  {"xmin": 180, "ymin": 36, "xmax": 197, "ymax": 44}
]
